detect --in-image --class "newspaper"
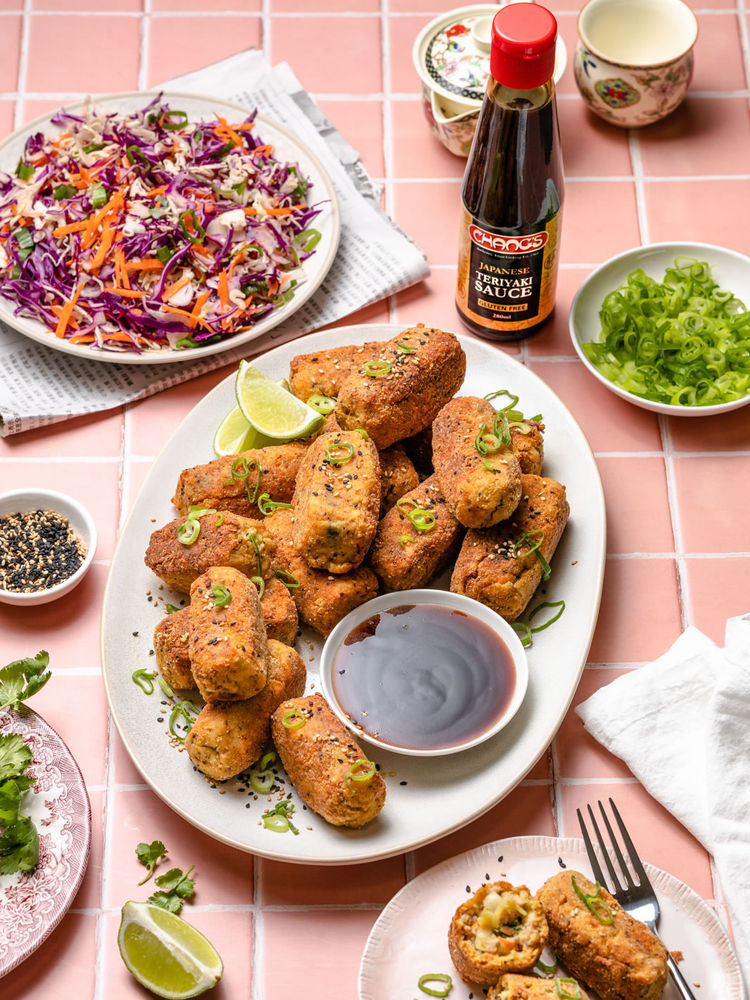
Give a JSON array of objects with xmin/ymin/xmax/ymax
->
[{"xmin": 0, "ymin": 50, "xmax": 428, "ymax": 436}]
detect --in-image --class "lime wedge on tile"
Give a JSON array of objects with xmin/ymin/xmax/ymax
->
[
  {"xmin": 118, "ymin": 901, "xmax": 223, "ymax": 999},
  {"xmin": 235, "ymin": 360, "xmax": 323, "ymax": 441}
]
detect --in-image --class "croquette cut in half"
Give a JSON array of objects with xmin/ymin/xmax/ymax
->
[
  {"xmin": 536, "ymin": 871, "xmax": 668, "ymax": 1000},
  {"xmin": 448, "ymin": 881, "xmax": 549, "ymax": 986}
]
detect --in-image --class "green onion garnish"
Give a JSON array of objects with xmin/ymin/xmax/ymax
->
[
  {"xmin": 247, "ymin": 532, "xmax": 263, "ymax": 579},
  {"xmin": 514, "ymin": 530, "xmax": 551, "ymax": 580},
  {"xmin": 248, "ymin": 750, "xmax": 277, "ymax": 793},
  {"xmin": 344, "ymin": 759, "xmax": 376, "ymax": 784},
  {"xmin": 398, "ymin": 534, "xmax": 413, "ymax": 548},
  {"xmin": 274, "ymin": 569, "xmax": 300, "ymax": 589},
  {"xmin": 158, "ymin": 676, "xmax": 176, "ymax": 700},
  {"xmin": 54, "ymin": 184, "xmax": 77, "ymax": 200},
  {"xmin": 281, "ymin": 709, "xmax": 306, "ymax": 730},
  {"xmin": 211, "ymin": 584, "xmax": 232, "ymax": 607},
  {"xmin": 187, "ymin": 504, "xmax": 217, "ymax": 520},
  {"xmin": 484, "ymin": 389, "xmax": 519, "ymax": 410},
  {"xmin": 214, "ymin": 513, "xmax": 224, "ymax": 527},
  {"xmin": 178, "ymin": 208, "xmax": 206, "ymax": 244},
  {"xmin": 361, "ymin": 359, "xmax": 392, "ymax": 377},
  {"xmin": 325, "ymin": 442, "xmax": 354, "ymax": 465},
  {"xmin": 177, "ymin": 519, "xmax": 200, "ymax": 546},
  {"xmin": 90, "ymin": 184, "xmax": 107, "ymax": 209},
  {"xmin": 511, "ymin": 621, "xmax": 532, "ymax": 648},
  {"xmin": 15, "ymin": 227, "xmax": 34, "ymax": 263},
  {"xmin": 492, "ymin": 409, "xmax": 512, "ymax": 446},
  {"xmin": 396, "ymin": 342, "xmax": 416, "ymax": 354},
  {"xmin": 126, "ymin": 144, "xmax": 148, "ymax": 165},
  {"xmin": 132, "ymin": 669, "xmax": 157, "ymax": 695},
  {"xmin": 306, "ymin": 393, "xmax": 336, "ymax": 415},
  {"xmin": 160, "ymin": 109, "xmax": 188, "ymax": 130},
  {"xmin": 570, "ymin": 874, "xmax": 614, "ymax": 925},
  {"xmin": 165, "ymin": 603, "xmax": 180, "ymax": 614},
  {"xmin": 353, "ymin": 428, "xmax": 369, "ymax": 438},
  {"xmin": 262, "ymin": 800, "xmax": 299, "ymax": 835},
  {"xmin": 582, "ymin": 256, "xmax": 750, "ymax": 407},
  {"xmin": 169, "ymin": 700, "xmax": 199, "ymax": 741},
  {"xmin": 225, "ymin": 457, "xmax": 261, "ymax": 505},
  {"xmin": 250, "ymin": 575, "xmax": 265, "ymax": 599},
  {"xmin": 396, "ymin": 498, "xmax": 436, "ymax": 532},
  {"xmin": 536, "ymin": 956, "xmax": 558, "ymax": 974},
  {"xmin": 257, "ymin": 493, "xmax": 292, "ymax": 516},
  {"xmin": 555, "ymin": 978, "xmax": 582, "ymax": 999},
  {"xmin": 529, "ymin": 600, "xmax": 566, "ymax": 633},
  {"xmin": 293, "ymin": 228, "xmax": 321, "ymax": 253},
  {"xmin": 15, "ymin": 159, "xmax": 33, "ymax": 181},
  {"xmin": 417, "ymin": 973, "xmax": 453, "ymax": 997},
  {"xmin": 474, "ymin": 423, "xmax": 501, "ymax": 456}
]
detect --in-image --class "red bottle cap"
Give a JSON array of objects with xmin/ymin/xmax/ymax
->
[{"xmin": 490, "ymin": 3, "xmax": 557, "ymax": 91}]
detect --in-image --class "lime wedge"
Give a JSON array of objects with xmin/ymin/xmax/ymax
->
[
  {"xmin": 213, "ymin": 404, "xmax": 279, "ymax": 457},
  {"xmin": 118, "ymin": 901, "xmax": 223, "ymax": 999},
  {"xmin": 235, "ymin": 360, "xmax": 323, "ymax": 441}
]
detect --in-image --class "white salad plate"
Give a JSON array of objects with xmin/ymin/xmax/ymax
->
[
  {"xmin": 101, "ymin": 324, "xmax": 606, "ymax": 865},
  {"xmin": 570, "ymin": 241, "xmax": 750, "ymax": 417},
  {"xmin": 0, "ymin": 707, "xmax": 91, "ymax": 979},
  {"xmin": 359, "ymin": 835, "xmax": 745, "ymax": 1000},
  {"xmin": 0, "ymin": 90, "xmax": 341, "ymax": 365}
]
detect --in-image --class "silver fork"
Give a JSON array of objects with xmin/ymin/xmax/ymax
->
[{"xmin": 577, "ymin": 798, "xmax": 697, "ymax": 1000}]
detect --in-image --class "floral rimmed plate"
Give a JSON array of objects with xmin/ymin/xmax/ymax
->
[
  {"xmin": 0, "ymin": 707, "xmax": 91, "ymax": 979},
  {"xmin": 359, "ymin": 835, "xmax": 745, "ymax": 1000}
]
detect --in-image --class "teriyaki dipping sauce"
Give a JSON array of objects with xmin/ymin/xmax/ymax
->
[{"xmin": 331, "ymin": 603, "xmax": 517, "ymax": 751}]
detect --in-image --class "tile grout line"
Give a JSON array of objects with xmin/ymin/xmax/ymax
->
[
  {"xmin": 13, "ymin": 0, "xmax": 31, "ymax": 131},
  {"xmin": 380, "ymin": 0, "xmax": 399, "ymax": 324},
  {"xmin": 137, "ymin": 0, "xmax": 151, "ymax": 93}
]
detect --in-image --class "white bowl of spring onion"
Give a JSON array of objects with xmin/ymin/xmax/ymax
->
[{"xmin": 569, "ymin": 242, "xmax": 750, "ymax": 417}]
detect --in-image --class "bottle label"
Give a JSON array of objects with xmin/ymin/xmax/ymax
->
[{"xmin": 456, "ymin": 207, "xmax": 561, "ymax": 333}]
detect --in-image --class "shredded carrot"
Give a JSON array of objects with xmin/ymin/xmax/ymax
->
[
  {"xmin": 114, "ymin": 247, "xmax": 129, "ymax": 289},
  {"xmin": 51, "ymin": 305, "xmax": 80, "ymax": 331},
  {"xmin": 54, "ymin": 282, "xmax": 84, "ymax": 338},
  {"xmin": 227, "ymin": 248, "xmax": 245, "ymax": 279},
  {"xmin": 251, "ymin": 145, "xmax": 273, "ymax": 157},
  {"xmin": 68, "ymin": 333, "xmax": 96, "ymax": 345},
  {"xmin": 145, "ymin": 185, "xmax": 168, "ymax": 200},
  {"xmin": 53, "ymin": 219, "xmax": 89, "ymax": 238},
  {"xmin": 190, "ymin": 289, "xmax": 211, "ymax": 328},
  {"xmin": 266, "ymin": 206, "xmax": 296, "ymax": 217},
  {"xmin": 162, "ymin": 275, "xmax": 190, "ymax": 302},
  {"xmin": 216, "ymin": 117, "xmax": 245, "ymax": 148},
  {"xmin": 109, "ymin": 288, "xmax": 146, "ymax": 299},
  {"xmin": 125, "ymin": 259, "xmax": 164, "ymax": 272},
  {"xmin": 242, "ymin": 207, "xmax": 257, "ymax": 217},
  {"xmin": 90, "ymin": 218, "xmax": 114, "ymax": 270}
]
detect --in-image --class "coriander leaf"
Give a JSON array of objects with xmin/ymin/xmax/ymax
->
[
  {"xmin": 0, "ymin": 814, "xmax": 39, "ymax": 874},
  {"xmin": 147, "ymin": 890, "xmax": 184, "ymax": 914},
  {"xmin": 0, "ymin": 778, "xmax": 21, "ymax": 826},
  {"xmin": 0, "ymin": 733, "xmax": 33, "ymax": 782},
  {"xmin": 0, "ymin": 651, "xmax": 51, "ymax": 711},
  {"xmin": 135, "ymin": 839, "xmax": 167, "ymax": 885},
  {"xmin": 154, "ymin": 865, "xmax": 195, "ymax": 901}
]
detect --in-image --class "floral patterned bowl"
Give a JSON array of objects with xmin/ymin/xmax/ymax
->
[{"xmin": 574, "ymin": 0, "xmax": 698, "ymax": 128}]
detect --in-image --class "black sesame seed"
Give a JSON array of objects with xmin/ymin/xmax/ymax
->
[{"xmin": 0, "ymin": 509, "xmax": 86, "ymax": 593}]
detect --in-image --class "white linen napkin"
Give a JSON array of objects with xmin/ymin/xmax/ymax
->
[{"xmin": 576, "ymin": 613, "xmax": 750, "ymax": 989}]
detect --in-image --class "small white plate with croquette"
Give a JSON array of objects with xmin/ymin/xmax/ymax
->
[
  {"xmin": 102, "ymin": 324, "xmax": 606, "ymax": 865},
  {"xmin": 359, "ymin": 836, "xmax": 744, "ymax": 1000}
]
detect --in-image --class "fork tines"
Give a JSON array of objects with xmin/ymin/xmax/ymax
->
[{"xmin": 577, "ymin": 797, "xmax": 649, "ymax": 896}]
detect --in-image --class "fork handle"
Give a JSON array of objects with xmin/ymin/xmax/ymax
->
[{"xmin": 666, "ymin": 952, "xmax": 699, "ymax": 1000}]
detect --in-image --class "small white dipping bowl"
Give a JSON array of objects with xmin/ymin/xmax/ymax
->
[
  {"xmin": 319, "ymin": 589, "xmax": 528, "ymax": 757},
  {"xmin": 569, "ymin": 241, "xmax": 750, "ymax": 417},
  {"xmin": 0, "ymin": 488, "xmax": 97, "ymax": 606}
]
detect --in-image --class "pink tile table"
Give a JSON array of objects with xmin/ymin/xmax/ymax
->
[{"xmin": 0, "ymin": 1, "xmax": 747, "ymax": 997}]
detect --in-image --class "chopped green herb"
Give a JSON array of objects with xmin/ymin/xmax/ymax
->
[
  {"xmin": 135, "ymin": 839, "xmax": 167, "ymax": 885},
  {"xmin": 0, "ymin": 651, "xmax": 51, "ymax": 711}
]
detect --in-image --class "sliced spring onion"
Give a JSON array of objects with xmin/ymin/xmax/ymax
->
[
  {"xmin": 54, "ymin": 184, "xmax": 77, "ymax": 200},
  {"xmin": 281, "ymin": 709, "xmax": 306, "ymax": 730},
  {"xmin": 582, "ymin": 257, "xmax": 750, "ymax": 407},
  {"xmin": 398, "ymin": 534, "xmax": 414, "ymax": 548},
  {"xmin": 126, "ymin": 144, "xmax": 148, "ymax": 165},
  {"xmin": 555, "ymin": 978, "xmax": 582, "ymax": 999},
  {"xmin": 214, "ymin": 512, "xmax": 225, "ymax": 527},
  {"xmin": 361, "ymin": 359, "xmax": 392, "ymax": 377},
  {"xmin": 353, "ymin": 428, "xmax": 369, "ymax": 438},
  {"xmin": 225, "ymin": 457, "xmax": 262, "ymax": 505},
  {"xmin": 165, "ymin": 603, "xmax": 180, "ymax": 614},
  {"xmin": 250, "ymin": 575, "xmax": 265, "ymax": 599},
  {"xmin": 484, "ymin": 389, "xmax": 519, "ymax": 410},
  {"xmin": 396, "ymin": 342, "xmax": 416, "ymax": 354},
  {"xmin": 306, "ymin": 393, "xmax": 336, "ymax": 415},
  {"xmin": 528, "ymin": 600, "xmax": 566, "ymax": 632},
  {"xmin": 187, "ymin": 504, "xmax": 217, "ymax": 519},
  {"xmin": 293, "ymin": 228, "xmax": 321, "ymax": 253},
  {"xmin": 257, "ymin": 493, "xmax": 292, "ymax": 516},
  {"xmin": 132, "ymin": 668, "xmax": 157, "ymax": 694},
  {"xmin": 160, "ymin": 109, "xmax": 188, "ymax": 130},
  {"xmin": 571, "ymin": 874, "xmax": 614, "ymax": 925},
  {"xmin": 169, "ymin": 700, "xmax": 199, "ymax": 741},
  {"xmin": 511, "ymin": 621, "xmax": 532, "ymax": 649},
  {"xmin": 211, "ymin": 583, "xmax": 232, "ymax": 607},
  {"xmin": 274, "ymin": 569, "xmax": 300, "ymax": 589},
  {"xmin": 262, "ymin": 800, "xmax": 299, "ymax": 835},
  {"xmin": 417, "ymin": 973, "xmax": 453, "ymax": 997},
  {"xmin": 514, "ymin": 530, "xmax": 551, "ymax": 580},
  {"xmin": 178, "ymin": 208, "xmax": 206, "ymax": 243},
  {"xmin": 248, "ymin": 753, "xmax": 276, "ymax": 793},
  {"xmin": 15, "ymin": 159, "xmax": 33, "ymax": 181},
  {"xmin": 247, "ymin": 532, "xmax": 263, "ymax": 578},
  {"xmin": 177, "ymin": 519, "xmax": 200, "ymax": 546},
  {"xmin": 90, "ymin": 184, "xmax": 107, "ymax": 209},
  {"xmin": 492, "ymin": 409, "xmax": 512, "ymax": 446},
  {"xmin": 344, "ymin": 759, "xmax": 376, "ymax": 784},
  {"xmin": 474, "ymin": 423, "xmax": 502, "ymax": 456},
  {"xmin": 509, "ymin": 420, "xmax": 531, "ymax": 434},
  {"xmin": 16, "ymin": 227, "xmax": 34, "ymax": 263},
  {"xmin": 325, "ymin": 442, "xmax": 354, "ymax": 465},
  {"xmin": 396, "ymin": 498, "xmax": 436, "ymax": 532},
  {"xmin": 536, "ymin": 957, "xmax": 558, "ymax": 974},
  {"xmin": 158, "ymin": 676, "xmax": 176, "ymax": 700}
]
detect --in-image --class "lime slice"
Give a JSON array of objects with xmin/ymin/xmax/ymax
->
[
  {"xmin": 212, "ymin": 404, "xmax": 278, "ymax": 457},
  {"xmin": 235, "ymin": 360, "xmax": 323, "ymax": 441},
  {"xmin": 118, "ymin": 901, "xmax": 223, "ymax": 999}
]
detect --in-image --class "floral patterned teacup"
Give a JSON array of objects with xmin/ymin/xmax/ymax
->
[{"xmin": 574, "ymin": 0, "xmax": 698, "ymax": 128}]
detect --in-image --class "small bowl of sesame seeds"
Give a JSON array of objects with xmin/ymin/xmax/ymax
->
[{"xmin": 0, "ymin": 489, "xmax": 97, "ymax": 606}]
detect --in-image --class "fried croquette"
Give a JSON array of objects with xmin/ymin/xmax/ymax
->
[
  {"xmin": 265, "ymin": 509, "xmax": 379, "ymax": 636},
  {"xmin": 368, "ymin": 474, "xmax": 463, "ymax": 591},
  {"xmin": 171, "ymin": 442, "xmax": 308, "ymax": 518},
  {"xmin": 189, "ymin": 567, "xmax": 268, "ymax": 703},
  {"xmin": 185, "ymin": 639, "xmax": 306, "ymax": 781},
  {"xmin": 537, "ymin": 871, "xmax": 668, "ymax": 1000},
  {"xmin": 402, "ymin": 425, "xmax": 434, "ymax": 478},
  {"xmin": 144, "ymin": 511, "xmax": 274, "ymax": 593},
  {"xmin": 259, "ymin": 575, "xmax": 299, "ymax": 646},
  {"xmin": 288, "ymin": 340, "xmax": 387, "ymax": 402},
  {"xmin": 335, "ymin": 324, "xmax": 466, "ymax": 449},
  {"xmin": 448, "ymin": 882, "xmax": 549, "ymax": 986},
  {"xmin": 292, "ymin": 430, "xmax": 381, "ymax": 574},
  {"xmin": 489, "ymin": 974, "xmax": 590, "ymax": 1000},
  {"xmin": 378, "ymin": 442, "xmax": 419, "ymax": 514},
  {"xmin": 511, "ymin": 419, "xmax": 544, "ymax": 476},
  {"xmin": 450, "ymin": 475, "xmax": 569, "ymax": 621},
  {"xmin": 270, "ymin": 693, "xmax": 385, "ymax": 828},
  {"xmin": 153, "ymin": 607, "xmax": 194, "ymax": 690},
  {"xmin": 432, "ymin": 396, "xmax": 522, "ymax": 528}
]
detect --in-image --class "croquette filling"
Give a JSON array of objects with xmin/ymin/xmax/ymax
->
[{"xmin": 473, "ymin": 890, "xmax": 531, "ymax": 953}]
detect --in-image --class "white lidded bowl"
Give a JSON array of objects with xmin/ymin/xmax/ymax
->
[
  {"xmin": 319, "ymin": 589, "xmax": 529, "ymax": 757},
  {"xmin": 0, "ymin": 488, "xmax": 97, "ymax": 606},
  {"xmin": 569, "ymin": 241, "xmax": 750, "ymax": 417},
  {"xmin": 412, "ymin": 2, "xmax": 568, "ymax": 156}
]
